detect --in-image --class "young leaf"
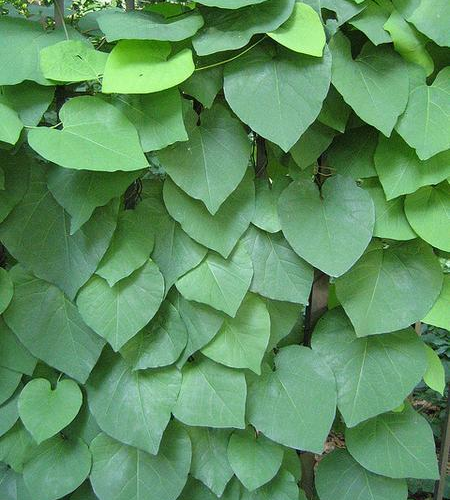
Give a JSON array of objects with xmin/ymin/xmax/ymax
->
[
  {"xmin": 0, "ymin": 102, "xmax": 23, "ymax": 145},
  {"xmin": 290, "ymin": 122, "xmax": 336, "ymax": 170},
  {"xmin": 102, "ymin": 40, "xmax": 194, "ymax": 94},
  {"xmin": 252, "ymin": 177, "xmax": 289, "ymax": 233},
  {"xmin": 240, "ymin": 470, "xmax": 301, "ymax": 500},
  {"xmin": 422, "ymin": 345, "xmax": 445, "ymax": 396},
  {"xmin": 348, "ymin": 0, "xmax": 391, "ymax": 45},
  {"xmin": 423, "ymin": 275, "xmax": 450, "ymax": 330}
]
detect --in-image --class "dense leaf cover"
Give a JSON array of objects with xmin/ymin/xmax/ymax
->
[{"xmin": 0, "ymin": 0, "xmax": 448, "ymax": 499}]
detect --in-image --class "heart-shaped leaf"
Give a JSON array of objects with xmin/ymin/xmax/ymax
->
[
  {"xmin": 18, "ymin": 379, "xmax": 82, "ymax": 444},
  {"xmin": 0, "ymin": 102, "xmax": 22, "ymax": 145}
]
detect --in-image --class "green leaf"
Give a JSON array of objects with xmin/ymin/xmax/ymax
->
[
  {"xmin": 0, "ymin": 268, "xmax": 13, "ymax": 314},
  {"xmin": 404, "ymin": 182, "xmax": 450, "ymax": 252},
  {"xmin": 408, "ymin": 0, "xmax": 450, "ymax": 47},
  {"xmin": 86, "ymin": 349, "xmax": 181, "ymax": 455},
  {"xmin": 173, "ymin": 356, "xmax": 247, "ymax": 428},
  {"xmin": 0, "ymin": 462, "xmax": 32, "ymax": 500},
  {"xmin": 0, "ymin": 167, "xmax": 118, "ymax": 299},
  {"xmin": 290, "ymin": 122, "xmax": 336, "ymax": 170},
  {"xmin": 396, "ymin": 66, "xmax": 450, "ymax": 160},
  {"xmin": 241, "ymin": 470, "xmax": 301, "ymax": 500},
  {"xmin": 40, "ymin": 40, "xmax": 108, "ymax": 82},
  {"xmin": 362, "ymin": 178, "xmax": 416, "ymax": 241},
  {"xmin": 70, "ymin": 483, "xmax": 98, "ymax": 500},
  {"xmin": 247, "ymin": 346, "xmax": 336, "ymax": 452},
  {"xmin": 335, "ymin": 240, "xmax": 443, "ymax": 336},
  {"xmin": 242, "ymin": 226, "xmax": 313, "ymax": 304},
  {"xmin": 176, "ymin": 244, "xmax": 253, "ymax": 317},
  {"xmin": 4, "ymin": 267, "xmax": 104, "ymax": 383},
  {"xmin": 197, "ymin": 0, "xmax": 267, "ymax": 6},
  {"xmin": 159, "ymin": 104, "xmax": 251, "ymax": 214},
  {"xmin": 224, "ymin": 44, "xmax": 331, "ymax": 151},
  {"xmin": 111, "ymin": 89, "xmax": 188, "ymax": 152},
  {"xmin": 179, "ymin": 477, "xmax": 223, "ymax": 500},
  {"xmin": 23, "ymin": 436, "xmax": 91, "ymax": 500},
  {"xmin": 374, "ymin": 132, "xmax": 450, "ymax": 199},
  {"xmin": 0, "ymin": 150, "xmax": 30, "ymax": 224},
  {"xmin": 77, "ymin": 260, "xmax": 164, "ymax": 351},
  {"xmin": 192, "ymin": 0, "xmax": 295, "ymax": 55},
  {"xmin": 96, "ymin": 9, "xmax": 204, "ymax": 42},
  {"xmin": 0, "ymin": 385, "xmax": 20, "ymax": 438},
  {"xmin": 346, "ymin": 405, "xmax": 439, "ymax": 479},
  {"xmin": 96, "ymin": 209, "xmax": 155, "ymax": 286},
  {"xmin": 311, "ymin": 308, "xmax": 428, "ymax": 427},
  {"xmin": 163, "ymin": 170, "xmax": 255, "ymax": 258},
  {"xmin": 423, "ymin": 274, "xmax": 450, "ymax": 330},
  {"xmin": 185, "ymin": 427, "xmax": 234, "ymax": 496},
  {"xmin": 102, "ymin": 41, "xmax": 194, "ymax": 94},
  {"xmin": 0, "ymin": 81, "xmax": 54, "ymax": 127},
  {"xmin": 422, "ymin": 345, "xmax": 445, "ymax": 396},
  {"xmin": 316, "ymin": 449, "xmax": 408, "ymax": 500},
  {"xmin": 348, "ymin": 0, "xmax": 391, "ymax": 45},
  {"xmin": 278, "ymin": 175, "xmax": 375, "ymax": 277},
  {"xmin": 0, "ymin": 102, "xmax": 22, "ymax": 145},
  {"xmin": 252, "ymin": 177, "xmax": 289, "ymax": 233},
  {"xmin": 180, "ymin": 66, "xmax": 223, "ymax": 108},
  {"xmin": 384, "ymin": 9, "xmax": 434, "ymax": 76},
  {"xmin": 317, "ymin": 86, "xmax": 351, "ymax": 133},
  {"xmin": 121, "ymin": 300, "xmax": 188, "ymax": 369},
  {"xmin": 18, "ymin": 378, "xmax": 82, "ymax": 444},
  {"xmin": 28, "ymin": 96, "xmax": 148, "ymax": 172},
  {"xmin": 265, "ymin": 299, "xmax": 301, "ymax": 350},
  {"xmin": 325, "ymin": 126, "xmax": 378, "ymax": 179},
  {"xmin": 268, "ymin": 3, "xmax": 326, "ymax": 56},
  {"xmin": 90, "ymin": 423, "xmax": 191, "ymax": 500},
  {"xmin": 329, "ymin": 32, "xmax": 409, "ymax": 136},
  {"xmin": 0, "ymin": 318, "xmax": 36, "ymax": 378},
  {"xmin": 140, "ymin": 180, "xmax": 207, "ymax": 289},
  {"xmin": 47, "ymin": 166, "xmax": 140, "ymax": 234},
  {"xmin": 201, "ymin": 294, "xmax": 270, "ymax": 374},
  {"xmin": 227, "ymin": 428, "xmax": 283, "ymax": 491},
  {"xmin": 0, "ymin": 17, "xmax": 88, "ymax": 85},
  {"xmin": 0, "ymin": 422, "xmax": 37, "ymax": 472}
]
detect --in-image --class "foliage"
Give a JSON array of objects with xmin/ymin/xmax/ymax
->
[{"xmin": 0, "ymin": 0, "xmax": 448, "ymax": 499}]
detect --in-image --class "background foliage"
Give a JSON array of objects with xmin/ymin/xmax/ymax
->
[{"xmin": 0, "ymin": 0, "xmax": 448, "ymax": 499}]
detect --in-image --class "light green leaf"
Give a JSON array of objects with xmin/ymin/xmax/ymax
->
[
  {"xmin": 176, "ymin": 244, "xmax": 253, "ymax": 317},
  {"xmin": 23, "ymin": 436, "xmax": 91, "ymax": 500},
  {"xmin": 247, "ymin": 346, "xmax": 336, "ymax": 452},
  {"xmin": 121, "ymin": 300, "xmax": 187, "ymax": 369},
  {"xmin": 335, "ymin": 240, "xmax": 443, "ymax": 336},
  {"xmin": 396, "ymin": 66, "xmax": 450, "ymax": 160},
  {"xmin": 173, "ymin": 356, "xmax": 247, "ymax": 428},
  {"xmin": 202, "ymin": 294, "xmax": 270, "ymax": 374},
  {"xmin": 316, "ymin": 449, "xmax": 408, "ymax": 500},
  {"xmin": 139, "ymin": 180, "xmax": 207, "ymax": 289},
  {"xmin": 192, "ymin": 0, "xmax": 295, "ymax": 55},
  {"xmin": 159, "ymin": 104, "xmax": 251, "ymax": 214},
  {"xmin": 111, "ymin": 89, "xmax": 188, "ymax": 152},
  {"xmin": 224, "ymin": 44, "xmax": 331, "ymax": 151},
  {"xmin": 348, "ymin": 0, "xmax": 391, "ymax": 45},
  {"xmin": 0, "ymin": 17, "xmax": 88, "ymax": 85},
  {"xmin": 252, "ymin": 177, "xmax": 289, "ymax": 233},
  {"xmin": 47, "ymin": 166, "xmax": 140, "ymax": 234},
  {"xmin": 278, "ymin": 175, "xmax": 375, "ymax": 277},
  {"xmin": 311, "ymin": 308, "xmax": 428, "ymax": 427},
  {"xmin": 185, "ymin": 427, "xmax": 234, "ymax": 496},
  {"xmin": 330, "ymin": 32, "xmax": 409, "ymax": 136},
  {"xmin": 423, "ymin": 274, "xmax": 450, "ymax": 330},
  {"xmin": 241, "ymin": 470, "xmax": 301, "ymax": 500},
  {"xmin": 163, "ymin": 170, "xmax": 255, "ymax": 258},
  {"xmin": 408, "ymin": 0, "xmax": 450, "ymax": 47},
  {"xmin": 40, "ymin": 40, "xmax": 108, "ymax": 82},
  {"xmin": 96, "ymin": 209, "xmax": 155, "ymax": 286},
  {"xmin": 0, "ymin": 385, "xmax": 20, "ymax": 438},
  {"xmin": 346, "ymin": 405, "xmax": 439, "ymax": 479},
  {"xmin": 374, "ymin": 132, "xmax": 450, "ymax": 199},
  {"xmin": 0, "ymin": 102, "xmax": 23, "ymax": 145},
  {"xmin": 77, "ymin": 260, "xmax": 164, "ymax": 351},
  {"xmin": 0, "ymin": 81, "xmax": 54, "ymax": 127},
  {"xmin": 180, "ymin": 66, "xmax": 223, "ymax": 108},
  {"xmin": 18, "ymin": 379, "xmax": 82, "ymax": 444},
  {"xmin": 227, "ymin": 428, "xmax": 283, "ymax": 491},
  {"xmin": 242, "ymin": 225, "xmax": 313, "ymax": 304},
  {"xmin": 102, "ymin": 40, "xmax": 194, "ymax": 94},
  {"xmin": 404, "ymin": 182, "xmax": 450, "ymax": 252},
  {"xmin": 326, "ymin": 126, "xmax": 378, "ymax": 179},
  {"xmin": 198, "ymin": 0, "xmax": 267, "ymax": 6},
  {"xmin": 362, "ymin": 178, "xmax": 416, "ymax": 240},
  {"xmin": 265, "ymin": 299, "xmax": 302, "ymax": 350},
  {"xmin": 96, "ymin": 9, "xmax": 204, "ymax": 42},
  {"xmin": 90, "ymin": 423, "xmax": 191, "ymax": 500},
  {"xmin": 268, "ymin": 3, "xmax": 326, "ymax": 56},
  {"xmin": 86, "ymin": 349, "xmax": 181, "ymax": 455},
  {"xmin": 0, "ymin": 150, "xmax": 30, "ymax": 224},
  {"xmin": 0, "ymin": 422, "xmax": 37, "ymax": 472},
  {"xmin": 0, "ymin": 268, "xmax": 13, "ymax": 314},
  {"xmin": 423, "ymin": 345, "xmax": 445, "ymax": 395},
  {"xmin": 290, "ymin": 122, "xmax": 336, "ymax": 170},
  {"xmin": 28, "ymin": 96, "xmax": 148, "ymax": 172},
  {"xmin": 4, "ymin": 267, "xmax": 104, "ymax": 383},
  {"xmin": 0, "ymin": 166, "xmax": 118, "ymax": 299},
  {"xmin": 384, "ymin": 9, "xmax": 434, "ymax": 76}
]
